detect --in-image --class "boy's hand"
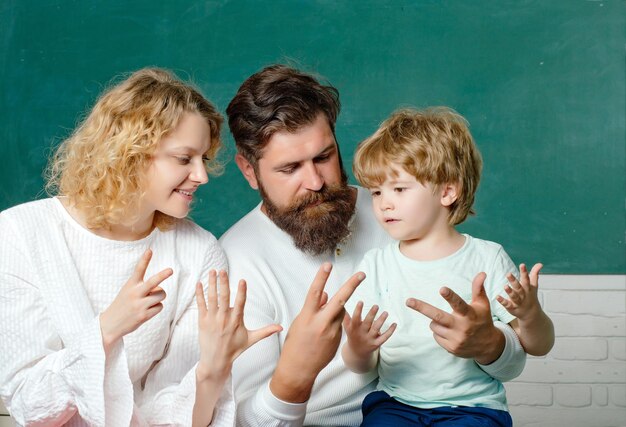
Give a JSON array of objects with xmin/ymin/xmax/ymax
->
[
  {"xmin": 497, "ymin": 263, "xmax": 543, "ymax": 321},
  {"xmin": 406, "ymin": 272, "xmax": 504, "ymax": 365},
  {"xmin": 343, "ymin": 302, "xmax": 397, "ymax": 358}
]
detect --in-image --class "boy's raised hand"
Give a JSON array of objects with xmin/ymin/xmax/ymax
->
[
  {"xmin": 497, "ymin": 263, "xmax": 543, "ymax": 320},
  {"xmin": 406, "ymin": 272, "xmax": 504, "ymax": 365},
  {"xmin": 343, "ymin": 302, "xmax": 397, "ymax": 359}
]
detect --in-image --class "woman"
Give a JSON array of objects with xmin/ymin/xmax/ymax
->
[{"xmin": 0, "ymin": 68, "xmax": 280, "ymax": 426}]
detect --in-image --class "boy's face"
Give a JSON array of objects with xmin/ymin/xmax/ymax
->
[{"xmin": 369, "ymin": 166, "xmax": 455, "ymax": 242}]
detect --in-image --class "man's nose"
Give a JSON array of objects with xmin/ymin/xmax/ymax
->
[{"xmin": 303, "ymin": 162, "xmax": 324, "ymax": 191}]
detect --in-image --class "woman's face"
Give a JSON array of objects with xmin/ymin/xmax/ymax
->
[{"xmin": 140, "ymin": 112, "xmax": 211, "ymax": 222}]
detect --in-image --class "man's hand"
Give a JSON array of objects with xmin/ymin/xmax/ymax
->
[
  {"xmin": 270, "ymin": 263, "xmax": 365, "ymax": 403},
  {"xmin": 405, "ymin": 272, "xmax": 504, "ymax": 365}
]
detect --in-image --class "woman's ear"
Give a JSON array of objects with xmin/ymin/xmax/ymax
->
[
  {"xmin": 440, "ymin": 182, "xmax": 460, "ymax": 207},
  {"xmin": 235, "ymin": 153, "xmax": 259, "ymax": 190}
]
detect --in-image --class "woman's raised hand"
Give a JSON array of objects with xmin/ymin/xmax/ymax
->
[
  {"xmin": 195, "ymin": 270, "xmax": 282, "ymax": 382},
  {"xmin": 99, "ymin": 249, "xmax": 172, "ymax": 352}
]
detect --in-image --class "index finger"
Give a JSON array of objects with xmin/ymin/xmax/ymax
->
[
  {"xmin": 143, "ymin": 268, "xmax": 173, "ymax": 293},
  {"xmin": 131, "ymin": 249, "xmax": 153, "ymax": 282},
  {"xmin": 302, "ymin": 263, "xmax": 333, "ymax": 313},
  {"xmin": 324, "ymin": 271, "xmax": 366, "ymax": 317},
  {"xmin": 406, "ymin": 297, "xmax": 454, "ymax": 328}
]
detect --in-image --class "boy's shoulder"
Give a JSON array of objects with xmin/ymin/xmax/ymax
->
[
  {"xmin": 465, "ymin": 234, "xmax": 506, "ymax": 255},
  {"xmin": 361, "ymin": 241, "xmax": 399, "ymax": 265}
]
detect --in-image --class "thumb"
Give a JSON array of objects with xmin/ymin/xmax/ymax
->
[
  {"xmin": 471, "ymin": 272, "xmax": 488, "ymax": 303},
  {"xmin": 247, "ymin": 324, "xmax": 283, "ymax": 349}
]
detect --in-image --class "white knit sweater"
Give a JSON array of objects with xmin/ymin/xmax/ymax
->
[
  {"xmin": 0, "ymin": 198, "xmax": 235, "ymax": 427},
  {"xmin": 219, "ymin": 187, "xmax": 393, "ymax": 426}
]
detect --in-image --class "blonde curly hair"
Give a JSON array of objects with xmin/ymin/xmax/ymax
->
[
  {"xmin": 46, "ymin": 67, "xmax": 223, "ymax": 231},
  {"xmin": 353, "ymin": 107, "xmax": 482, "ymax": 226}
]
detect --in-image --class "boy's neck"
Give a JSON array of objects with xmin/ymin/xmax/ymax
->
[{"xmin": 399, "ymin": 227, "xmax": 465, "ymax": 261}]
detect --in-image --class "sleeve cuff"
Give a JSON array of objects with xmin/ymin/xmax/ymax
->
[
  {"xmin": 256, "ymin": 382, "xmax": 308, "ymax": 422},
  {"xmin": 477, "ymin": 321, "xmax": 526, "ymax": 382}
]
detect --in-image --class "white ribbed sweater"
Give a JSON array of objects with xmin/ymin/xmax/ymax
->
[
  {"xmin": 220, "ymin": 187, "xmax": 394, "ymax": 426},
  {"xmin": 0, "ymin": 198, "xmax": 235, "ymax": 426}
]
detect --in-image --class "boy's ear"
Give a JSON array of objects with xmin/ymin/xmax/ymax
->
[
  {"xmin": 235, "ymin": 153, "xmax": 259, "ymax": 190},
  {"xmin": 440, "ymin": 182, "xmax": 460, "ymax": 207}
]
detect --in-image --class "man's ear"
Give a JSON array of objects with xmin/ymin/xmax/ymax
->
[
  {"xmin": 440, "ymin": 182, "xmax": 460, "ymax": 207},
  {"xmin": 235, "ymin": 153, "xmax": 259, "ymax": 190}
]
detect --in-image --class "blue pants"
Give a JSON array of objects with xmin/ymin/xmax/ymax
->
[{"xmin": 361, "ymin": 391, "xmax": 512, "ymax": 427}]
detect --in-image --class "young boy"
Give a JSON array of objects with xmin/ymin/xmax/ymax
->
[{"xmin": 342, "ymin": 108, "xmax": 554, "ymax": 426}]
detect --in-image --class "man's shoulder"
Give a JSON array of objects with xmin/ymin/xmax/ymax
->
[{"xmin": 219, "ymin": 203, "xmax": 268, "ymax": 250}]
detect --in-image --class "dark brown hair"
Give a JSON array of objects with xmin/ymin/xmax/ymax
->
[{"xmin": 226, "ymin": 64, "xmax": 340, "ymax": 165}]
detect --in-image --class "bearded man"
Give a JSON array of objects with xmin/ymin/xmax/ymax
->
[{"xmin": 219, "ymin": 65, "xmax": 526, "ymax": 426}]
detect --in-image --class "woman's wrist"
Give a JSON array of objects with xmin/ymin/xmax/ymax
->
[{"xmin": 196, "ymin": 360, "xmax": 230, "ymax": 384}]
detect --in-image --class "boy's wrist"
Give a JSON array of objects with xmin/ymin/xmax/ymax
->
[{"xmin": 515, "ymin": 304, "xmax": 543, "ymax": 323}]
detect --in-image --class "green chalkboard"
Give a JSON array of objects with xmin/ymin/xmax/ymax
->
[{"xmin": 1, "ymin": 1, "xmax": 624, "ymax": 273}]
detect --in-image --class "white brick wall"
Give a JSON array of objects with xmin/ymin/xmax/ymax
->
[
  {"xmin": 507, "ymin": 275, "xmax": 626, "ymax": 427},
  {"xmin": 1, "ymin": 275, "xmax": 624, "ymax": 426}
]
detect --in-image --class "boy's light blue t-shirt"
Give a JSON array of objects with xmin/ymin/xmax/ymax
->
[{"xmin": 347, "ymin": 234, "xmax": 517, "ymax": 411}]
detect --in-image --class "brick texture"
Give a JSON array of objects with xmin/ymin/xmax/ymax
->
[{"xmin": 507, "ymin": 275, "xmax": 626, "ymax": 426}]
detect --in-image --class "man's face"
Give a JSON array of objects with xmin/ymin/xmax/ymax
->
[{"xmin": 240, "ymin": 113, "xmax": 355, "ymax": 255}]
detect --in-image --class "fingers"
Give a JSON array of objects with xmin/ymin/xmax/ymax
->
[
  {"xmin": 496, "ymin": 294, "xmax": 513, "ymax": 310},
  {"xmin": 370, "ymin": 310, "xmax": 388, "ymax": 333},
  {"xmin": 144, "ymin": 301, "xmax": 164, "ymax": 321},
  {"xmin": 303, "ymin": 263, "xmax": 333, "ymax": 312},
  {"xmin": 232, "ymin": 280, "xmax": 247, "ymax": 320},
  {"xmin": 196, "ymin": 282, "xmax": 207, "ymax": 315},
  {"xmin": 206, "ymin": 270, "xmax": 218, "ymax": 316},
  {"xmin": 471, "ymin": 272, "xmax": 488, "ymax": 303},
  {"xmin": 406, "ymin": 297, "xmax": 454, "ymax": 328},
  {"xmin": 145, "ymin": 288, "xmax": 166, "ymax": 310},
  {"xmin": 440, "ymin": 286, "xmax": 470, "ymax": 316},
  {"xmin": 362, "ymin": 305, "xmax": 379, "ymax": 329},
  {"xmin": 218, "ymin": 270, "xmax": 231, "ymax": 312},
  {"xmin": 351, "ymin": 301, "xmax": 364, "ymax": 323},
  {"xmin": 320, "ymin": 291, "xmax": 329, "ymax": 308},
  {"xmin": 143, "ymin": 268, "xmax": 173, "ymax": 293},
  {"xmin": 247, "ymin": 324, "xmax": 283, "ymax": 349},
  {"xmin": 529, "ymin": 263, "xmax": 543, "ymax": 288},
  {"xmin": 326, "ymin": 271, "xmax": 366, "ymax": 316},
  {"xmin": 375, "ymin": 322, "xmax": 397, "ymax": 346},
  {"xmin": 131, "ymin": 249, "xmax": 153, "ymax": 282}
]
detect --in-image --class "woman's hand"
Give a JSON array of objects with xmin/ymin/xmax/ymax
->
[
  {"xmin": 195, "ymin": 270, "xmax": 282, "ymax": 382},
  {"xmin": 99, "ymin": 249, "xmax": 172, "ymax": 352}
]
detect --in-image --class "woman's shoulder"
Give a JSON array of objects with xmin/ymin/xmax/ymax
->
[
  {"xmin": 0, "ymin": 198, "xmax": 60, "ymax": 227},
  {"xmin": 168, "ymin": 218, "xmax": 225, "ymax": 264}
]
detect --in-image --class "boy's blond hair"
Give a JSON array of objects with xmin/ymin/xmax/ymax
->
[
  {"xmin": 353, "ymin": 107, "xmax": 482, "ymax": 225},
  {"xmin": 46, "ymin": 67, "xmax": 223, "ymax": 231}
]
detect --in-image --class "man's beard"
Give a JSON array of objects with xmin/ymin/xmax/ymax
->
[{"xmin": 259, "ymin": 180, "xmax": 355, "ymax": 256}]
